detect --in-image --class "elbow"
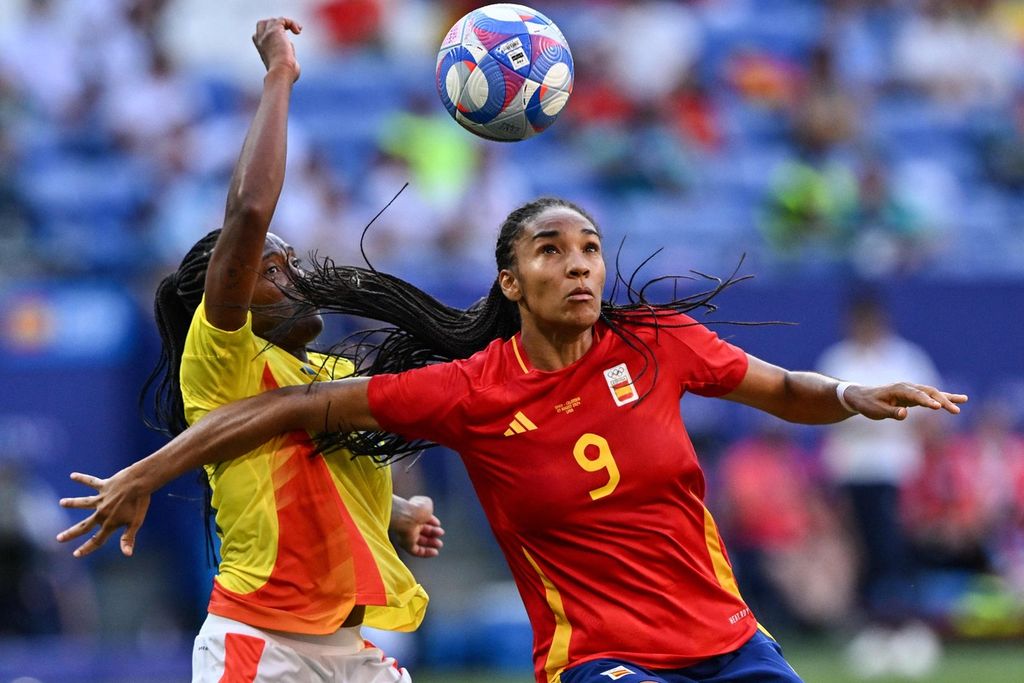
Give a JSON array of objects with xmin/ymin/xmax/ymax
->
[{"xmin": 224, "ymin": 193, "xmax": 274, "ymax": 229}]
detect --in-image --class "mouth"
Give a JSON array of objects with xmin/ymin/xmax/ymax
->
[{"xmin": 566, "ymin": 287, "xmax": 594, "ymax": 302}]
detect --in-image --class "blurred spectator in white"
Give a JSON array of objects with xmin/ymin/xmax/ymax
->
[
  {"xmin": 716, "ymin": 421, "xmax": 856, "ymax": 634},
  {"xmin": 894, "ymin": 0, "xmax": 1017, "ymax": 106},
  {"xmin": 0, "ymin": 0, "xmax": 88, "ymax": 123},
  {"xmin": 602, "ymin": 1, "xmax": 703, "ymax": 106},
  {"xmin": 818, "ymin": 291, "xmax": 948, "ymax": 673},
  {"xmin": 817, "ymin": 292, "xmax": 941, "ymax": 622},
  {"xmin": 101, "ymin": 44, "xmax": 199, "ymax": 158}
]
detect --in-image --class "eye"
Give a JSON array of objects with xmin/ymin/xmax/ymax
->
[
  {"xmin": 265, "ymin": 265, "xmax": 280, "ymax": 275},
  {"xmin": 584, "ymin": 242, "xmax": 601, "ymax": 253},
  {"xmin": 291, "ymin": 257, "xmax": 303, "ymax": 269},
  {"xmin": 541, "ymin": 244, "xmax": 558, "ymax": 255}
]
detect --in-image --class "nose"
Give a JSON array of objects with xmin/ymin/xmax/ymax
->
[{"xmin": 567, "ymin": 251, "xmax": 590, "ymax": 279}]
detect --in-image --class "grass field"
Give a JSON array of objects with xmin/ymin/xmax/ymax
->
[{"xmin": 411, "ymin": 640, "xmax": 1023, "ymax": 683}]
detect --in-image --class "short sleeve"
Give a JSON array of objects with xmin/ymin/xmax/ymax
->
[
  {"xmin": 367, "ymin": 362, "xmax": 472, "ymax": 447},
  {"xmin": 653, "ymin": 313, "xmax": 749, "ymax": 397},
  {"xmin": 180, "ymin": 296, "xmax": 263, "ymax": 425}
]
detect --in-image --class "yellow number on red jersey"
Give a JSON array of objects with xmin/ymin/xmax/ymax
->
[{"xmin": 572, "ymin": 433, "xmax": 620, "ymax": 500}]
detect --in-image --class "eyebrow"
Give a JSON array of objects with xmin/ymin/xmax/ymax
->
[
  {"xmin": 262, "ymin": 246, "xmax": 296, "ymax": 258},
  {"xmin": 530, "ymin": 227, "xmax": 600, "ymax": 240}
]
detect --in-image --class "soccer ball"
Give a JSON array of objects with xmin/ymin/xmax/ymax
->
[{"xmin": 435, "ymin": 3, "xmax": 574, "ymax": 142}]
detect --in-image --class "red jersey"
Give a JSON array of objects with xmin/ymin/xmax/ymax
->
[{"xmin": 368, "ymin": 313, "xmax": 755, "ymax": 683}]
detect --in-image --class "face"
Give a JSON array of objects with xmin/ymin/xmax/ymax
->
[
  {"xmin": 499, "ymin": 206, "xmax": 606, "ymax": 334},
  {"xmin": 250, "ymin": 233, "xmax": 324, "ymax": 350}
]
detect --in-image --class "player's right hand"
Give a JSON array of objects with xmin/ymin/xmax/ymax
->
[
  {"xmin": 253, "ymin": 16, "xmax": 302, "ymax": 82},
  {"xmin": 56, "ymin": 470, "xmax": 152, "ymax": 558}
]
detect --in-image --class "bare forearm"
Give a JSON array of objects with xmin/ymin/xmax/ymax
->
[
  {"xmin": 773, "ymin": 371, "xmax": 853, "ymax": 424},
  {"xmin": 128, "ymin": 385, "xmax": 314, "ymax": 494},
  {"xmin": 129, "ymin": 378, "xmax": 376, "ymax": 495},
  {"xmin": 727, "ymin": 354, "xmax": 967, "ymax": 423},
  {"xmin": 224, "ymin": 68, "xmax": 294, "ymax": 225}
]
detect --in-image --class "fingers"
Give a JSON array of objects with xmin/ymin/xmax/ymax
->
[
  {"xmin": 256, "ymin": 17, "xmax": 302, "ymax": 36},
  {"xmin": 120, "ymin": 529, "xmax": 136, "ymax": 557},
  {"xmin": 73, "ymin": 525, "xmax": 116, "ymax": 558},
  {"xmin": 411, "ymin": 537, "xmax": 443, "ymax": 558},
  {"xmin": 913, "ymin": 385, "xmax": 969, "ymax": 414},
  {"xmin": 69, "ymin": 472, "xmax": 104, "ymax": 491},
  {"xmin": 60, "ymin": 495, "xmax": 100, "ymax": 509},
  {"xmin": 56, "ymin": 512, "xmax": 98, "ymax": 543}
]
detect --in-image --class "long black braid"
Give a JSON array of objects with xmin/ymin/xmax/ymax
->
[
  {"xmin": 138, "ymin": 229, "xmax": 221, "ymax": 563},
  {"xmin": 291, "ymin": 197, "xmax": 758, "ymax": 462},
  {"xmin": 141, "ymin": 229, "xmax": 222, "ymax": 437}
]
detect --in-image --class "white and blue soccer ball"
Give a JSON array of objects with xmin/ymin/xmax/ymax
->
[{"xmin": 435, "ymin": 3, "xmax": 574, "ymax": 142}]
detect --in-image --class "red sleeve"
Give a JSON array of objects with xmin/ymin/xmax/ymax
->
[
  {"xmin": 367, "ymin": 362, "xmax": 471, "ymax": 447},
  {"xmin": 654, "ymin": 313, "xmax": 749, "ymax": 397}
]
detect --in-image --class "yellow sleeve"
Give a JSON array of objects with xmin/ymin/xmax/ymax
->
[{"xmin": 180, "ymin": 295, "xmax": 265, "ymax": 426}]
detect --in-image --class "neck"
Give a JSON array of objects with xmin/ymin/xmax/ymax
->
[{"xmin": 519, "ymin": 318, "xmax": 595, "ymax": 371}]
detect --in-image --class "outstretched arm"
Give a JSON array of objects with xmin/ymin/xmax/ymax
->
[
  {"xmin": 724, "ymin": 354, "xmax": 967, "ymax": 423},
  {"xmin": 205, "ymin": 16, "xmax": 302, "ymax": 331},
  {"xmin": 58, "ymin": 377, "xmax": 378, "ymax": 557}
]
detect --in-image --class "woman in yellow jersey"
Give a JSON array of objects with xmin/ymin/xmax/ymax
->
[{"xmin": 88, "ymin": 17, "xmax": 441, "ymax": 682}]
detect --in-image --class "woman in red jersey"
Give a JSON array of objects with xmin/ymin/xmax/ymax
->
[
  {"xmin": 101, "ymin": 17, "xmax": 442, "ymax": 683},
  {"xmin": 59, "ymin": 197, "xmax": 965, "ymax": 683}
]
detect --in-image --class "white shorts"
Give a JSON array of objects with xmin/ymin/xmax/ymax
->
[{"xmin": 192, "ymin": 614, "xmax": 412, "ymax": 683}]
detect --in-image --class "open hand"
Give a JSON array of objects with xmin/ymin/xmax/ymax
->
[
  {"xmin": 56, "ymin": 470, "xmax": 151, "ymax": 558},
  {"xmin": 845, "ymin": 383, "xmax": 968, "ymax": 420}
]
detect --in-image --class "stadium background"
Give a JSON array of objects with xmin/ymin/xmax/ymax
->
[{"xmin": 1, "ymin": 0, "xmax": 1023, "ymax": 681}]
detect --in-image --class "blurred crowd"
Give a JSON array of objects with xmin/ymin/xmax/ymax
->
[
  {"xmin": 3, "ymin": 0, "xmax": 1024, "ymax": 289},
  {"xmin": 2, "ymin": 0, "xmax": 1024, "ymax": 677}
]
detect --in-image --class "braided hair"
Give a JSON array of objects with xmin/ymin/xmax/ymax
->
[
  {"xmin": 141, "ymin": 229, "xmax": 222, "ymax": 437},
  {"xmin": 291, "ymin": 197, "xmax": 754, "ymax": 462}
]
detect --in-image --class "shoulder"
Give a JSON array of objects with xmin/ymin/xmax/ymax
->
[
  {"xmin": 614, "ymin": 310, "xmax": 727, "ymax": 346},
  {"xmin": 307, "ymin": 352, "xmax": 356, "ymax": 380},
  {"xmin": 185, "ymin": 296, "xmax": 259, "ymax": 355}
]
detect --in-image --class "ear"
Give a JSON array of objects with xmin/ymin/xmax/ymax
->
[{"xmin": 499, "ymin": 268, "xmax": 521, "ymax": 302}]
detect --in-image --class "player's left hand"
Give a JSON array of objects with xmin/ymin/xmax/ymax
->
[
  {"xmin": 844, "ymin": 383, "xmax": 968, "ymax": 420},
  {"xmin": 56, "ymin": 469, "xmax": 151, "ymax": 558},
  {"xmin": 391, "ymin": 495, "xmax": 445, "ymax": 558}
]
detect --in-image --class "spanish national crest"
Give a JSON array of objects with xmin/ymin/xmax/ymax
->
[{"xmin": 603, "ymin": 363, "xmax": 638, "ymax": 406}]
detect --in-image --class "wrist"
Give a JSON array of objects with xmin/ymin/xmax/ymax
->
[
  {"xmin": 835, "ymin": 381, "xmax": 859, "ymax": 414},
  {"xmin": 264, "ymin": 64, "xmax": 297, "ymax": 84}
]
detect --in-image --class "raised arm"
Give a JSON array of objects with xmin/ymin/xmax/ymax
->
[
  {"xmin": 724, "ymin": 354, "xmax": 967, "ymax": 423},
  {"xmin": 204, "ymin": 17, "xmax": 301, "ymax": 331},
  {"xmin": 58, "ymin": 377, "xmax": 378, "ymax": 557}
]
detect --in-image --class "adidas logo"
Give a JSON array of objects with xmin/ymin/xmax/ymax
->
[{"xmin": 503, "ymin": 411, "xmax": 537, "ymax": 436}]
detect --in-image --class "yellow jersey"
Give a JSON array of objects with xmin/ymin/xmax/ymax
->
[{"xmin": 180, "ymin": 296, "xmax": 427, "ymax": 634}]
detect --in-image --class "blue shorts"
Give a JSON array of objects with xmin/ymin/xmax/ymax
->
[{"xmin": 559, "ymin": 631, "xmax": 804, "ymax": 683}]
